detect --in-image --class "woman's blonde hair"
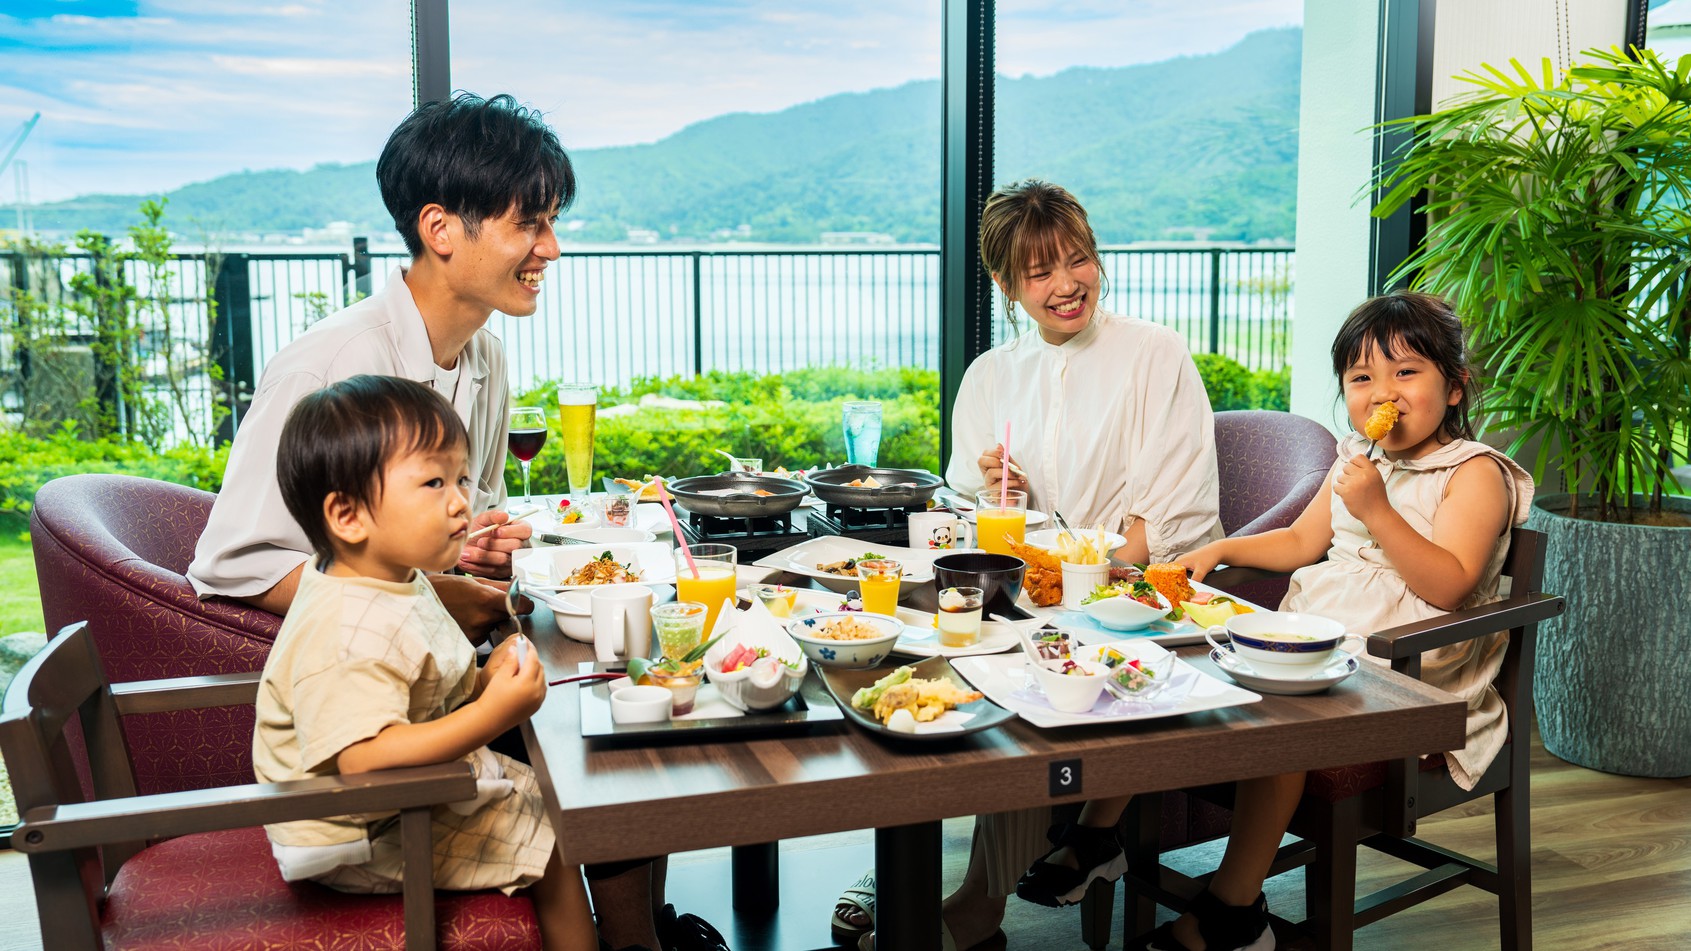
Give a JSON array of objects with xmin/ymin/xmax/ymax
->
[{"xmin": 978, "ymin": 179, "xmax": 1108, "ymax": 325}]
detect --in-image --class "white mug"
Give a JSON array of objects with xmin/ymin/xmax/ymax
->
[
  {"xmin": 909, "ymin": 511, "xmax": 966, "ymax": 550},
  {"xmin": 591, "ymin": 584, "xmax": 655, "ymax": 664}
]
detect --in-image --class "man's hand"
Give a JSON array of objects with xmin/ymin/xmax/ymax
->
[
  {"xmin": 459, "ymin": 509, "xmax": 531, "ymax": 578},
  {"xmin": 429, "ymin": 574, "xmax": 531, "ymax": 642}
]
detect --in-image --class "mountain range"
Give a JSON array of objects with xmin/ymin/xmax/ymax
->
[{"xmin": 7, "ymin": 27, "xmax": 1301, "ymax": 246}]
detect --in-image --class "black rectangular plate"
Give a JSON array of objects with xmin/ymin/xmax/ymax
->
[
  {"xmin": 578, "ymin": 662, "xmax": 844, "ymax": 743},
  {"xmin": 816, "ymin": 655, "xmax": 1018, "ymax": 742}
]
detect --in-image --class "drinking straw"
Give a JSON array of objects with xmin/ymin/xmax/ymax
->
[
  {"xmin": 656, "ymin": 478, "xmax": 700, "ymax": 578},
  {"xmin": 1000, "ymin": 421, "xmax": 1012, "ymax": 509}
]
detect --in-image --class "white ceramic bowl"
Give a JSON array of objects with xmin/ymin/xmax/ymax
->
[
  {"xmin": 704, "ymin": 621, "xmax": 809, "ymax": 711},
  {"xmin": 1026, "ymin": 658, "xmax": 1109, "ymax": 712},
  {"xmin": 785, "ymin": 611, "xmax": 903, "ymax": 669},
  {"xmin": 1023, "ymin": 528, "xmax": 1129, "ymax": 557},
  {"xmin": 609, "ymin": 685, "xmax": 672, "ymax": 723},
  {"xmin": 560, "ymin": 527, "xmax": 659, "ymax": 545},
  {"xmin": 1206, "ymin": 611, "xmax": 1363, "ymax": 677},
  {"xmin": 1080, "ymin": 585, "xmax": 1171, "ymax": 631}
]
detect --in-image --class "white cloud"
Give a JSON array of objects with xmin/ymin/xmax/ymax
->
[{"xmin": 2, "ymin": 0, "xmax": 1301, "ymax": 202}]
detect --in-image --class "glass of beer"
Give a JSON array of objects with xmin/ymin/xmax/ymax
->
[
  {"xmin": 506, "ymin": 406, "xmax": 547, "ymax": 503},
  {"xmin": 675, "ymin": 543, "xmax": 737, "ymax": 637},
  {"xmin": 557, "ymin": 383, "xmax": 597, "ymax": 501},
  {"xmin": 974, "ymin": 489, "xmax": 1027, "ymax": 557},
  {"xmin": 855, "ymin": 558, "xmax": 903, "ymax": 616}
]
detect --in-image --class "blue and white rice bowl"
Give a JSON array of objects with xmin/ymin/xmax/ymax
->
[{"xmin": 785, "ymin": 611, "xmax": 903, "ymax": 669}]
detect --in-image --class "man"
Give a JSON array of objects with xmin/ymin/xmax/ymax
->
[
  {"xmin": 189, "ymin": 92, "xmax": 568, "ymax": 635},
  {"xmin": 191, "ymin": 92, "xmax": 721, "ymax": 951}
]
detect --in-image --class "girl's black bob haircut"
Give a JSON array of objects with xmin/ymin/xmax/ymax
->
[
  {"xmin": 1331, "ymin": 289, "xmax": 1477, "ymax": 441},
  {"xmin": 378, "ymin": 92, "xmax": 576, "ymax": 257},
  {"xmin": 277, "ymin": 375, "xmax": 470, "ymax": 560}
]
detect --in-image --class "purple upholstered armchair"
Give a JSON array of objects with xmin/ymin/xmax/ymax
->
[
  {"xmin": 1210, "ymin": 410, "xmax": 1337, "ymax": 608},
  {"xmin": 30, "ymin": 473, "xmax": 284, "ymax": 795}
]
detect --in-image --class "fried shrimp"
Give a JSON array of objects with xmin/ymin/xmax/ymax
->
[
  {"xmin": 1008, "ymin": 538, "xmax": 1064, "ymax": 606},
  {"xmin": 1364, "ymin": 401, "xmax": 1399, "ymax": 441}
]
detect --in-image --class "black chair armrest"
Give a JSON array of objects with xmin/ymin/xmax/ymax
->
[
  {"xmin": 1204, "ymin": 564, "xmax": 1294, "ymax": 593},
  {"xmin": 1366, "ymin": 593, "xmax": 1565, "ymax": 661},
  {"xmin": 110, "ymin": 671, "xmax": 263, "ymax": 714},
  {"xmin": 13, "ymin": 762, "xmax": 477, "ymax": 853}
]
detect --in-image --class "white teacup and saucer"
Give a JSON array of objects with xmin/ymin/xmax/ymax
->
[{"xmin": 1204, "ymin": 611, "xmax": 1363, "ymax": 696}]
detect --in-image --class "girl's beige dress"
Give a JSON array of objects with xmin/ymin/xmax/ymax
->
[{"xmin": 1284, "ymin": 434, "xmax": 1535, "ymax": 790}]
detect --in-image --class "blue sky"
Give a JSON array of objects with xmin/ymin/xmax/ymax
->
[{"xmin": 1, "ymin": 1, "xmax": 1300, "ymax": 204}]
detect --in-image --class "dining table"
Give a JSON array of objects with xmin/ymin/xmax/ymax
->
[{"xmin": 512, "ymin": 568, "xmax": 1466, "ymax": 951}]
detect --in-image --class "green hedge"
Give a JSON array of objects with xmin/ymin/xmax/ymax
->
[
  {"xmin": 0, "ymin": 424, "xmax": 229, "ymax": 518},
  {"xmin": 0, "ymin": 360, "xmax": 1289, "ymax": 519},
  {"xmin": 504, "ymin": 359, "xmax": 1291, "ymax": 490}
]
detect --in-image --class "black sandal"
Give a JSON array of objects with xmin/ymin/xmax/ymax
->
[
  {"xmin": 656, "ymin": 903, "xmax": 730, "ymax": 951},
  {"xmin": 1133, "ymin": 889, "xmax": 1273, "ymax": 951},
  {"xmin": 1014, "ymin": 822, "xmax": 1127, "ymax": 908}
]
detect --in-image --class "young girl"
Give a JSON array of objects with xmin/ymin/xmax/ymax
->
[
  {"xmin": 254, "ymin": 375, "xmax": 595, "ymax": 951},
  {"xmin": 1014, "ymin": 290, "xmax": 1533, "ymax": 951},
  {"xmin": 841, "ymin": 180, "xmax": 1223, "ymax": 951}
]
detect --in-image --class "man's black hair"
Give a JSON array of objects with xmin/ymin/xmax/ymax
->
[
  {"xmin": 278, "ymin": 375, "xmax": 470, "ymax": 560},
  {"xmin": 377, "ymin": 92, "xmax": 576, "ymax": 257}
]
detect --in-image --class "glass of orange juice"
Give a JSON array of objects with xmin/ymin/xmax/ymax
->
[
  {"xmin": 855, "ymin": 558, "xmax": 903, "ymax": 616},
  {"xmin": 974, "ymin": 489, "xmax": 1027, "ymax": 556},
  {"xmin": 675, "ymin": 543, "xmax": 737, "ymax": 636}
]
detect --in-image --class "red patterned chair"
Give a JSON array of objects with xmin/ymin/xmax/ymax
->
[
  {"xmin": 1, "ymin": 622, "xmax": 541, "ymax": 951},
  {"xmin": 30, "ymin": 473, "xmax": 284, "ymax": 795},
  {"xmin": 1111, "ymin": 529, "xmax": 1563, "ymax": 951}
]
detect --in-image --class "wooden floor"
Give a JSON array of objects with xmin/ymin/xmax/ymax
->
[{"xmin": 3, "ymin": 726, "xmax": 1687, "ymax": 951}]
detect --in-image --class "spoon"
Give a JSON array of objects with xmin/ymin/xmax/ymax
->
[{"xmin": 504, "ymin": 575, "xmax": 525, "ymax": 627}]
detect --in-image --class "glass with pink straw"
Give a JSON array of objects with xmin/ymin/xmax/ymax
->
[
  {"xmin": 975, "ymin": 421, "xmax": 1027, "ymax": 556},
  {"xmin": 657, "ymin": 479, "xmax": 738, "ymax": 636}
]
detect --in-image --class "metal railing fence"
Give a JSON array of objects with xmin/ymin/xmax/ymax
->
[{"xmin": 1, "ymin": 242, "xmax": 1292, "ymax": 443}]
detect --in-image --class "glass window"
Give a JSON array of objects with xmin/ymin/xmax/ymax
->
[
  {"xmin": 992, "ymin": 1, "xmax": 1300, "ymax": 395},
  {"xmin": 451, "ymin": 2, "xmax": 946, "ymax": 500}
]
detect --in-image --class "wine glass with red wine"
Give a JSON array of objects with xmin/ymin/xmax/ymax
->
[{"xmin": 507, "ymin": 407, "xmax": 548, "ymax": 503}]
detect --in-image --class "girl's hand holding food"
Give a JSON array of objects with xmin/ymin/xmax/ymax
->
[
  {"xmin": 1334, "ymin": 454, "xmax": 1390, "ymax": 523},
  {"xmin": 978, "ymin": 444, "xmax": 1028, "ymax": 495}
]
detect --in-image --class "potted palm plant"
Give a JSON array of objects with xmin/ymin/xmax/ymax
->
[{"xmin": 1373, "ymin": 48, "xmax": 1691, "ymax": 777}]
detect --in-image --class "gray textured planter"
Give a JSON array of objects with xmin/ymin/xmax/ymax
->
[{"xmin": 1526, "ymin": 494, "xmax": 1691, "ymax": 777}]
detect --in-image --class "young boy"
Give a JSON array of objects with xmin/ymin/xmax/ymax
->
[{"xmin": 254, "ymin": 374, "xmax": 594, "ymax": 950}]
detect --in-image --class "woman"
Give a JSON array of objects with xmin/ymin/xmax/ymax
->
[{"xmin": 838, "ymin": 179, "xmax": 1223, "ymax": 951}]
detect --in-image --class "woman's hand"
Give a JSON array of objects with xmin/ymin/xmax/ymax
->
[
  {"xmin": 459, "ymin": 510, "xmax": 531, "ymax": 578},
  {"xmin": 1333, "ymin": 454, "xmax": 1390, "ymax": 524},
  {"xmin": 1176, "ymin": 542, "xmax": 1228, "ymax": 582},
  {"xmin": 977, "ymin": 444, "xmax": 1028, "ymax": 497}
]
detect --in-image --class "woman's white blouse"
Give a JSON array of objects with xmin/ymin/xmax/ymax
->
[{"xmin": 945, "ymin": 311, "xmax": 1223, "ymax": 562}]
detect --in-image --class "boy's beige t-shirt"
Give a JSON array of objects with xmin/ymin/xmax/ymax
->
[{"xmin": 253, "ymin": 561, "xmax": 477, "ymax": 847}]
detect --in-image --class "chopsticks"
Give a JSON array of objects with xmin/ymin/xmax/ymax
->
[{"xmin": 466, "ymin": 504, "xmax": 542, "ymax": 541}]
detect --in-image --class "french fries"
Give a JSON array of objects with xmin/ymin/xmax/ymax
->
[{"xmin": 1054, "ymin": 528, "xmax": 1110, "ymax": 566}]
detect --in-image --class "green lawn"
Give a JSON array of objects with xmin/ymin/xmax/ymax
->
[
  {"xmin": 0, "ymin": 517, "xmax": 43, "ymax": 638},
  {"xmin": 0, "ymin": 517, "xmax": 40, "ymax": 826}
]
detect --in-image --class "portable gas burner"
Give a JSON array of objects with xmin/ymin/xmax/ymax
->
[
  {"xmin": 806, "ymin": 503, "xmax": 925, "ymax": 549},
  {"xmin": 677, "ymin": 508, "xmax": 813, "ymax": 562}
]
